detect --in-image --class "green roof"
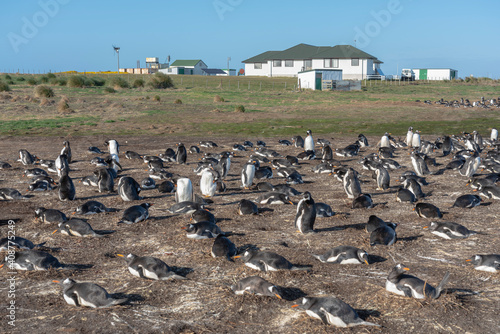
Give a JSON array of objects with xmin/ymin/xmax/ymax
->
[
  {"xmin": 170, "ymin": 59, "xmax": 203, "ymax": 67},
  {"xmin": 243, "ymin": 44, "xmax": 382, "ymax": 63}
]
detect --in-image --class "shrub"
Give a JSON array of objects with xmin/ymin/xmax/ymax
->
[
  {"xmin": 40, "ymin": 76, "xmax": 49, "ymax": 83},
  {"xmin": 34, "ymin": 85, "xmax": 54, "ymax": 98},
  {"xmin": 235, "ymin": 105, "xmax": 245, "ymax": 112},
  {"xmin": 109, "ymin": 76, "xmax": 129, "ymax": 89},
  {"xmin": 6, "ymin": 80, "xmax": 14, "ymax": 85},
  {"xmin": 26, "ymin": 77, "xmax": 37, "ymax": 85},
  {"xmin": 46, "ymin": 73, "xmax": 56, "ymax": 79},
  {"xmin": 16, "ymin": 77, "xmax": 25, "ymax": 82},
  {"xmin": 57, "ymin": 97, "xmax": 72, "ymax": 113},
  {"xmin": 133, "ymin": 78, "xmax": 145, "ymax": 88},
  {"xmin": 148, "ymin": 72, "xmax": 174, "ymax": 89},
  {"xmin": 153, "ymin": 95, "xmax": 160, "ymax": 101},
  {"xmin": 104, "ymin": 87, "xmax": 116, "ymax": 93},
  {"xmin": 67, "ymin": 75, "xmax": 84, "ymax": 87},
  {"xmin": 0, "ymin": 82, "xmax": 10, "ymax": 92},
  {"xmin": 174, "ymin": 99, "xmax": 182, "ymax": 104},
  {"xmin": 214, "ymin": 95, "xmax": 225, "ymax": 102},
  {"xmin": 4, "ymin": 74, "xmax": 11, "ymax": 80}
]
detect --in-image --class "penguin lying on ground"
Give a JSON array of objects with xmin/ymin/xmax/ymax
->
[
  {"xmin": 312, "ymin": 246, "xmax": 369, "ymax": 265},
  {"xmin": 231, "ymin": 276, "xmax": 281, "ymax": 299},
  {"xmin": 53, "ymin": 278, "xmax": 127, "ymax": 308},
  {"xmin": 234, "ymin": 249, "xmax": 311, "ymax": 272},
  {"xmin": 386, "ymin": 264, "xmax": 450, "ymax": 299},
  {"xmin": 117, "ymin": 253, "xmax": 186, "ymax": 280}
]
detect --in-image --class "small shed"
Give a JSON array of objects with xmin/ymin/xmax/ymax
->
[
  {"xmin": 297, "ymin": 69, "xmax": 342, "ymax": 90},
  {"xmin": 202, "ymin": 68, "xmax": 227, "ymax": 76},
  {"xmin": 413, "ymin": 68, "xmax": 458, "ymax": 80}
]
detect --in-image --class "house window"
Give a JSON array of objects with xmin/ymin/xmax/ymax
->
[
  {"xmin": 273, "ymin": 60, "xmax": 282, "ymax": 67},
  {"xmin": 254, "ymin": 63, "xmax": 262, "ymax": 69},
  {"xmin": 351, "ymin": 58, "xmax": 359, "ymax": 66},
  {"xmin": 304, "ymin": 59, "xmax": 312, "ymax": 69},
  {"xmin": 324, "ymin": 59, "xmax": 339, "ymax": 68},
  {"xmin": 285, "ymin": 60, "xmax": 293, "ymax": 67}
]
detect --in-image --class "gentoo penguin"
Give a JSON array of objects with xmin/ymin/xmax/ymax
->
[
  {"xmin": 200, "ymin": 169, "xmax": 217, "ymax": 197},
  {"xmin": 459, "ymin": 151, "xmax": 481, "ymax": 177},
  {"xmin": 55, "ymin": 154, "xmax": 69, "ymax": 177},
  {"xmin": 380, "ymin": 132, "xmax": 391, "ymax": 148},
  {"xmin": 18, "ymin": 149, "xmax": 37, "ymax": 165},
  {"xmin": 476, "ymin": 185, "xmax": 500, "ymax": 200},
  {"xmin": 411, "ymin": 130, "xmax": 421, "ymax": 148},
  {"xmin": 273, "ymin": 184, "xmax": 302, "ymax": 197},
  {"xmin": 140, "ymin": 177, "xmax": 156, "ymax": 190},
  {"xmin": 175, "ymin": 177, "xmax": 193, "ymax": 202},
  {"xmin": 157, "ymin": 180, "xmax": 175, "ymax": 193},
  {"xmin": 0, "ymin": 161, "xmax": 12, "ymax": 169},
  {"xmin": 54, "ymin": 278, "xmax": 127, "ymax": 308},
  {"xmin": 467, "ymin": 174, "xmax": 498, "ymax": 190},
  {"xmin": 241, "ymin": 161, "xmax": 256, "ymax": 189},
  {"xmin": 116, "ymin": 253, "xmax": 186, "ymax": 280},
  {"xmin": 256, "ymin": 192, "xmax": 292, "ymax": 205},
  {"xmin": 343, "ymin": 168, "xmax": 362, "ymax": 199},
  {"xmin": 385, "ymin": 264, "xmax": 450, "ymax": 299},
  {"xmin": 53, "ymin": 219, "xmax": 104, "ymax": 238},
  {"xmin": 410, "ymin": 151, "xmax": 430, "ymax": 176},
  {"xmin": 466, "ymin": 254, "xmax": 500, "ymax": 272},
  {"xmin": 451, "ymin": 194, "xmax": 482, "ymax": 208},
  {"xmin": 118, "ymin": 203, "xmax": 151, "ymax": 224},
  {"xmin": 370, "ymin": 223, "xmax": 397, "ymax": 246},
  {"xmin": 352, "ymin": 193, "xmax": 373, "ymax": 209},
  {"xmin": 406, "ymin": 127, "xmax": 414, "ymax": 146},
  {"xmin": 423, "ymin": 221, "xmax": 476, "ymax": 239},
  {"xmin": 231, "ymin": 276, "xmax": 282, "ymax": 299},
  {"xmin": 105, "ymin": 139, "xmax": 119, "ymax": 163},
  {"xmin": 211, "ymin": 235, "xmax": 237, "ymax": 261},
  {"xmin": 58, "ymin": 164, "xmax": 75, "ymax": 201},
  {"xmin": 191, "ymin": 209, "xmax": 216, "ymax": 224},
  {"xmin": 88, "ymin": 146, "xmax": 104, "ymax": 154},
  {"xmin": 491, "ymin": 128, "xmax": 498, "ymax": 142},
  {"xmin": 61, "ymin": 141, "xmax": 72, "ymax": 163},
  {"xmin": 74, "ymin": 200, "xmax": 116, "ymax": 215},
  {"xmin": 291, "ymin": 296, "xmax": 379, "ymax": 327},
  {"xmin": 234, "ymin": 249, "xmax": 311, "ymax": 272},
  {"xmin": 315, "ymin": 202, "xmax": 334, "ymax": 217},
  {"xmin": 0, "ymin": 237, "xmax": 43, "ymax": 251},
  {"xmin": 365, "ymin": 215, "xmax": 387, "ymax": 233},
  {"xmin": 199, "ymin": 140, "xmax": 218, "ymax": 148},
  {"xmin": 402, "ymin": 178, "xmax": 425, "ymax": 199},
  {"xmin": 304, "ymin": 130, "xmax": 315, "ymax": 152},
  {"xmin": 357, "ymin": 133, "xmax": 369, "ymax": 147},
  {"xmin": 292, "ymin": 135, "xmax": 304, "ymax": 148},
  {"xmin": 176, "ymin": 142, "xmax": 187, "ymax": 164},
  {"xmin": 442, "ymin": 136, "xmax": 453, "ymax": 156},
  {"xmin": 23, "ymin": 168, "xmax": 48, "ymax": 177},
  {"xmin": 35, "ymin": 207, "xmax": 67, "ymax": 224},
  {"xmin": 125, "ymin": 150, "xmax": 142, "ymax": 159},
  {"xmin": 94, "ymin": 168, "xmax": 114, "ymax": 193},
  {"xmin": 182, "ymin": 221, "xmax": 222, "ymax": 239},
  {"xmin": 375, "ymin": 166, "xmax": 390, "ymax": 190},
  {"xmin": 321, "ymin": 145, "xmax": 333, "ymax": 160},
  {"xmin": 312, "ymin": 246, "xmax": 369, "ymax": 265},
  {"xmin": 117, "ymin": 176, "xmax": 141, "ymax": 201},
  {"xmin": 294, "ymin": 191, "xmax": 316, "ymax": 233},
  {"xmin": 0, "ymin": 188, "xmax": 28, "ymax": 200},
  {"xmin": 28, "ymin": 179, "xmax": 54, "ymax": 192},
  {"xmin": 278, "ymin": 139, "xmax": 291, "ymax": 146},
  {"xmin": 81, "ymin": 174, "xmax": 98, "ymax": 187},
  {"xmin": 396, "ymin": 188, "xmax": 416, "ymax": 203},
  {"xmin": 6, "ymin": 249, "xmax": 63, "ymax": 270},
  {"xmin": 238, "ymin": 199, "xmax": 259, "ymax": 215},
  {"xmin": 255, "ymin": 166, "xmax": 273, "ymax": 179},
  {"xmin": 414, "ymin": 202, "xmax": 443, "ymax": 218},
  {"xmin": 167, "ymin": 201, "xmax": 205, "ymax": 215}
]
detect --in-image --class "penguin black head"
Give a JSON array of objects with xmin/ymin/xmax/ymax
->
[{"xmin": 357, "ymin": 249, "xmax": 369, "ymax": 265}]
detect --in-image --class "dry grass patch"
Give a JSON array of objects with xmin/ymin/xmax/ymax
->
[
  {"xmin": 214, "ymin": 95, "xmax": 225, "ymax": 103},
  {"xmin": 57, "ymin": 96, "xmax": 72, "ymax": 114},
  {"xmin": 34, "ymin": 85, "xmax": 54, "ymax": 98}
]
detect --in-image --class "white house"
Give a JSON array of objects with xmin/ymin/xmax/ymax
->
[
  {"xmin": 242, "ymin": 43, "xmax": 383, "ymax": 80},
  {"xmin": 159, "ymin": 59, "xmax": 208, "ymax": 75}
]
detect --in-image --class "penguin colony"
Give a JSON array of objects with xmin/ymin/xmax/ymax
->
[{"xmin": 0, "ymin": 129, "xmax": 499, "ymax": 332}]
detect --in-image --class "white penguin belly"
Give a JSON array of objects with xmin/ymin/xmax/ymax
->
[
  {"xmin": 474, "ymin": 265, "xmax": 497, "ymax": 272},
  {"xmin": 385, "ymin": 280, "xmax": 405, "ymax": 296}
]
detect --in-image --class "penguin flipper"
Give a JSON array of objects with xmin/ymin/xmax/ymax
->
[{"xmin": 397, "ymin": 284, "xmax": 413, "ymax": 298}]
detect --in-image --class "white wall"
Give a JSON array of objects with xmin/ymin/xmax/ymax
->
[
  {"xmin": 244, "ymin": 62, "xmax": 270, "ymax": 76},
  {"xmin": 427, "ymin": 69, "xmax": 453, "ymax": 80},
  {"xmin": 297, "ymin": 71, "xmax": 317, "ymax": 90},
  {"xmin": 269, "ymin": 59, "xmax": 306, "ymax": 77}
]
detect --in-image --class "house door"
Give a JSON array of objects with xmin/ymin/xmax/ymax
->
[
  {"xmin": 315, "ymin": 73, "xmax": 322, "ymax": 90},
  {"xmin": 179, "ymin": 68, "xmax": 184, "ymax": 75},
  {"xmin": 420, "ymin": 69, "xmax": 427, "ymax": 80}
]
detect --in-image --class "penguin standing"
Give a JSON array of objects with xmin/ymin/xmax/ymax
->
[
  {"xmin": 321, "ymin": 145, "xmax": 333, "ymax": 160},
  {"xmin": 459, "ymin": 151, "xmax": 481, "ymax": 177},
  {"xmin": 292, "ymin": 135, "xmax": 304, "ymax": 148},
  {"xmin": 375, "ymin": 166, "xmax": 390, "ymax": 190},
  {"xmin": 304, "ymin": 130, "xmax": 315, "ymax": 152},
  {"xmin": 386, "ymin": 264, "xmax": 450, "ymax": 299},
  {"xmin": 442, "ymin": 136, "xmax": 453, "ymax": 156},
  {"xmin": 200, "ymin": 169, "xmax": 217, "ymax": 198},
  {"xmin": 241, "ymin": 160, "xmax": 256, "ymax": 189},
  {"xmin": 58, "ymin": 164, "xmax": 75, "ymax": 201},
  {"xmin": 491, "ymin": 128, "xmax": 498, "ymax": 142},
  {"xmin": 411, "ymin": 130, "xmax": 421, "ymax": 148},
  {"xmin": 406, "ymin": 127, "xmax": 414, "ymax": 146},
  {"xmin": 402, "ymin": 178, "xmax": 425, "ymax": 199},
  {"xmin": 176, "ymin": 143, "xmax": 187, "ymax": 164},
  {"xmin": 294, "ymin": 191, "xmax": 316, "ymax": 233},
  {"xmin": 116, "ymin": 253, "xmax": 186, "ymax": 280},
  {"xmin": 18, "ymin": 149, "xmax": 37, "ymax": 165},
  {"xmin": 105, "ymin": 139, "xmax": 119, "ymax": 163},
  {"xmin": 231, "ymin": 276, "xmax": 282, "ymax": 299},
  {"xmin": 94, "ymin": 168, "xmax": 114, "ymax": 193},
  {"xmin": 61, "ymin": 141, "xmax": 72, "ymax": 164},
  {"xmin": 175, "ymin": 178, "xmax": 193, "ymax": 203},
  {"xmin": 380, "ymin": 132, "xmax": 391, "ymax": 148},
  {"xmin": 54, "ymin": 278, "xmax": 127, "ymax": 308},
  {"xmin": 291, "ymin": 297, "xmax": 379, "ymax": 327},
  {"xmin": 343, "ymin": 168, "xmax": 362, "ymax": 199},
  {"xmin": 55, "ymin": 154, "xmax": 69, "ymax": 178},
  {"xmin": 411, "ymin": 151, "xmax": 430, "ymax": 176},
  {"xmin": 117, "ymin": 176, "xmax": 141, "ymax": 201}
]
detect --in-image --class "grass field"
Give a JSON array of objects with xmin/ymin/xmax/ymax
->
[{"xmin": 0, "ymin": 73, "xmax": 499, "ymax": 137}]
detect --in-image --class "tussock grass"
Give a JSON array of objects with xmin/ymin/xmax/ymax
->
[
  {"xmin": 34, "ymin": 85, "xmax": 54, "ymax": 98},
  {"xmin": 0, "ymin": 82, "xmax": 10, "ymax": 92},
  {"xmin": 149, "ymin": 72, "xmax": 174, "ymax": 89}
]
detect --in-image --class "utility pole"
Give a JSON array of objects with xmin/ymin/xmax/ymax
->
[
  {"xmin": 227, "ymin": 57, "xmax": 231, "ymax": 76},
  {"xmin": 113, "ymin": 46, "xmax": 120, "ymax": 72}
]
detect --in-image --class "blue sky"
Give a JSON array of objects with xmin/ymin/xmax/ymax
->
[{"xmin": 1, "ymin": 0, "xmax": 499, "ymax": 78}]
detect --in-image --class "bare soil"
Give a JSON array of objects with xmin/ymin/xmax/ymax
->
[{"xmin": 0, "ymin": 134, "xmax": 499, "ymax": 334}]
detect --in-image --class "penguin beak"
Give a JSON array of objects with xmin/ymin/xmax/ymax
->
[
  {"xmin": 52, "ymin": 229, "xmax": 58, "ymax": 234},
  {"xmin": 289, "ymin": 201, "xmax": 294, "ymax": 205},
  {"xmin": 116, "ymin": 254, "xmax": 124, "ymax": 257},
  {"xmin": 72, "ymin": 212, "xmax": 76, "ymax": 215},
  {"xmin": 181, "ymin": 226, "xmax": 187, "ymax": 230},
  {"xmin": 423, "ymin": 226, "xmax": 428, "ymax": 229},
  {"xmin": 403, "ymin": 267, "xmax": 410, "ymax": 271},
  {"xmin": 465, "ymin": 259, "xmax": 471, "ymax": 262},
  {"xmin": 364, "ymin": 259, "xmax": 369, "ymax": 265},
  {"xmin": 233, "ymin": 255, "xmax": 242, "ymax": 259},
  {"xmin": 52, "ymin": 280, "xmax": 60, "ymax": 283},
  {"xmin": 0, "ymin": 264, "xmax": 4, "ymax": 269},
  {"xmin": 291, "ymin": 304, "xmax": 299, "ymax": 308},
  {"xmin": 275, "ymin": 294, "xmax": 282, "ymax": 299}
]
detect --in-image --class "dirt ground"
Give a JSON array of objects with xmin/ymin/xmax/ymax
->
[{"xmin": 0, "ymin": 134, "xmax": 499, "ymax": 334}]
